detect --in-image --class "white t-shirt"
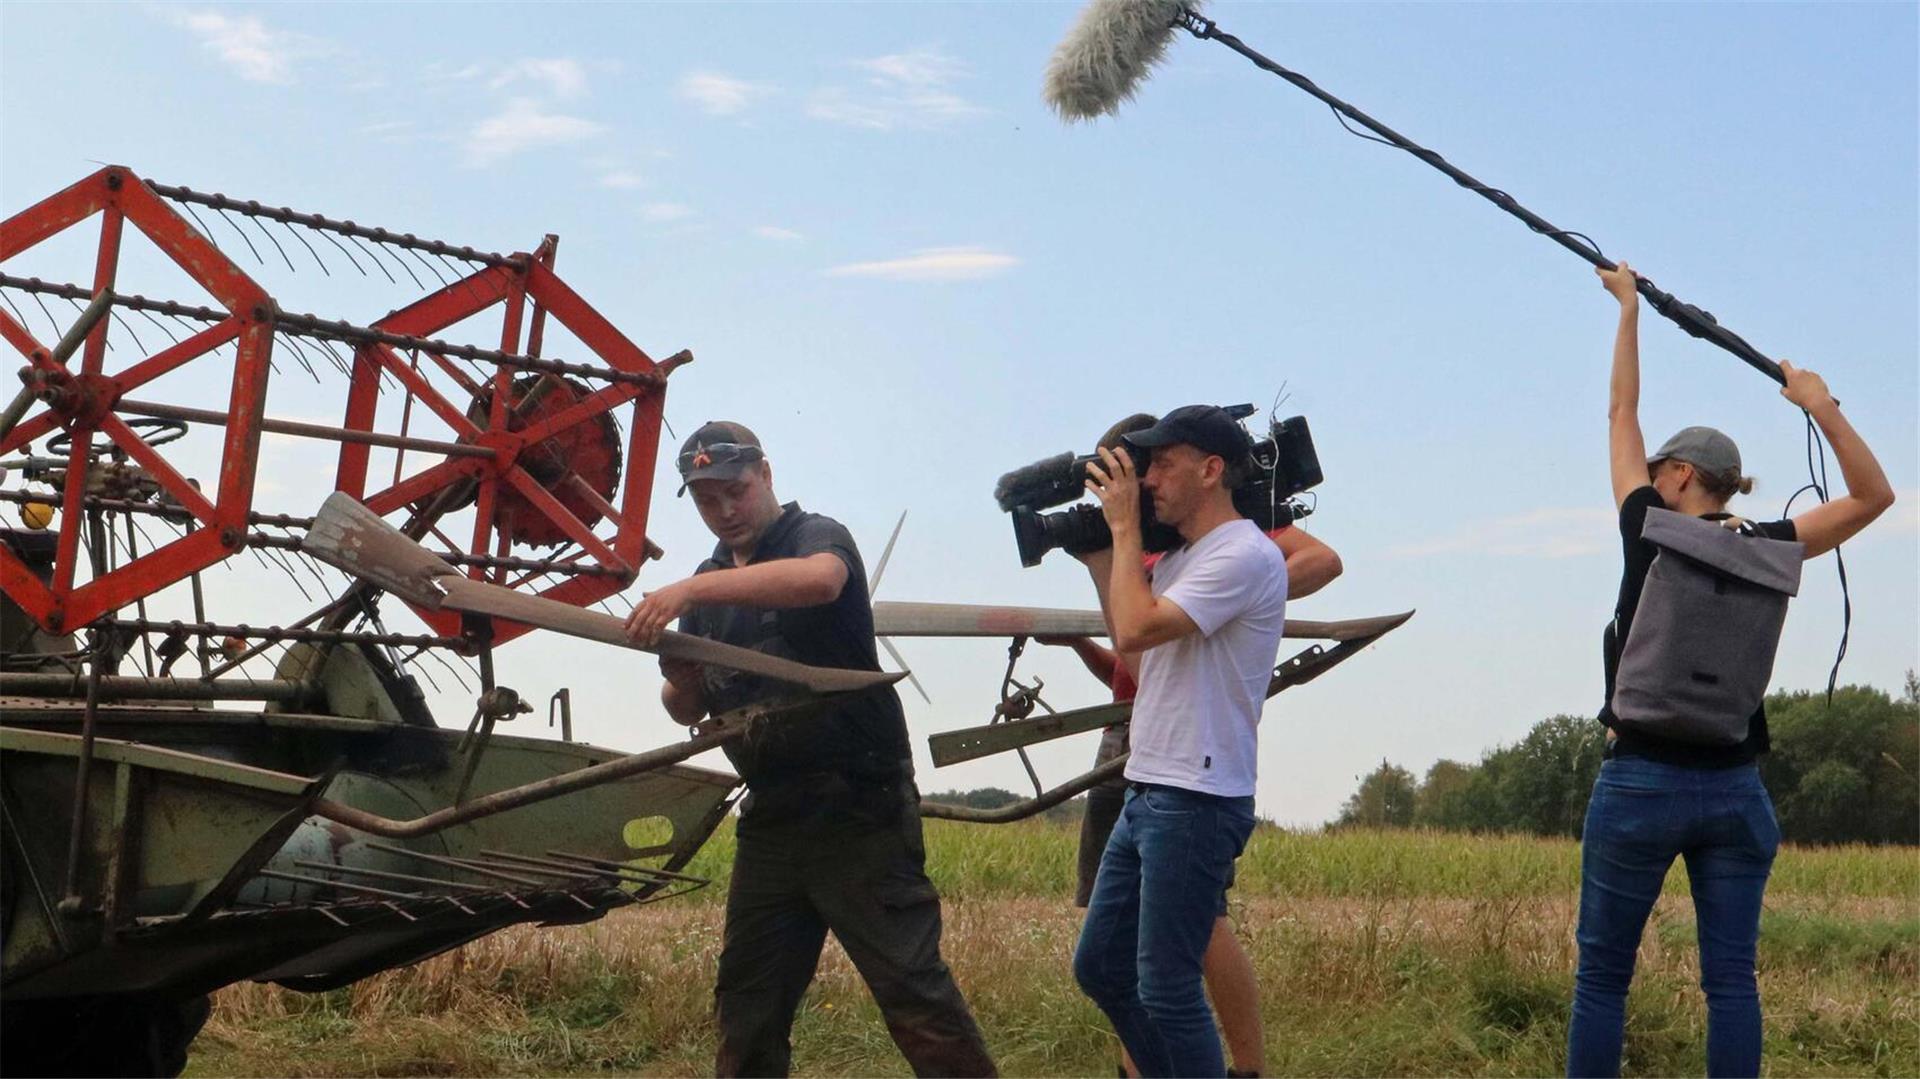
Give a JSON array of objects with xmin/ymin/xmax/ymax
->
[{"xmin": 1125, "ymin": 518, "xmax": 1289, "ymax": 797}]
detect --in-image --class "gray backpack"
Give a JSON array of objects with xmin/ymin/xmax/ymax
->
[{"xmin": 1610, "ymin": 507, "xmax": 1804, "ymax": 745}]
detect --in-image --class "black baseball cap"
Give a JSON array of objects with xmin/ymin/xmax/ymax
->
[
  {"xmin": 676, "ymin": 420, "xmax": 765, "ymax": 495},
  {"xmin": 1123, "ymin": 404, "xmax": 1253, "ymax": 461}
]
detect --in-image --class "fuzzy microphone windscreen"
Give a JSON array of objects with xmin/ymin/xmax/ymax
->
[{"xmin": 1042, "ymin": 0, "xmax": 1198, "ymax": 121}]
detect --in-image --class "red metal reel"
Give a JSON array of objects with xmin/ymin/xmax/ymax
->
[
  {"xmin": 0, "ymin": 167, "xmax": 273, "ymax": 633},
  {"xmin": 333, "ymin": 251, "xmax": 667, "ymax": 646},
  {"xmin": 464, "ymin": 376, "xmax": 622, "ymax": 548}
]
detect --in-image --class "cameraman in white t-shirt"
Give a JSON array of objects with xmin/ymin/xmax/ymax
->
[{"xmin": 1070, "ymin": 405, "xmax": 1290, "ymax": 1078}]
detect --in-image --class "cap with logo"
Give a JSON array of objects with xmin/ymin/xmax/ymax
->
[
  {"xmin": 1648, "ymin": 425, "xmax": 1741, "ymax": 477},
  {"xmin": 1123, "ymin": 404, "xmax": 1254, "ymax": 462},
  {"xmin": 676, "ymin": 420, "xmax": 765, "ymax": 495}
]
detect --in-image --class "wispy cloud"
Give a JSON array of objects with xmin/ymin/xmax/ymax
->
[
  {"xmin": 166, "ymin": 9, "xmax": 323, "ymax": 84},
  {"xmin": 678, "ymin": 71, "xmax": 774, "ymax": 116},
  {"xmin": 464, "ymin": 99, "xmax": 607, "ymax": 167},
  {"xmin": 1388, "ymin": 507, "xmax": 1617, "ymax": 560},
  {"xmin": 641, "ymin": 202, "xmax": 695, "ymax": 223},
  {"xmin": 492, "ymin": 58, "xmax": 590, "ymax": 99},
  {"xmin": 598, "ymin": 171, "xmax": 646, "ymax": 190},
  {"xmin": 826, "ymin": 245, "xmax": 1017, "ymax": 282},
  {"xmin": 808, "ymin": 47, "xmax": 986, "ymax": 131},
  {"xmin": 754, "ymin": 226, "xmax": 804, "ymax": 242}
]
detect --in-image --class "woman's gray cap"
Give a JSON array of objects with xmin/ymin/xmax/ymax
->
[{"xmin": 1649, "ymin": 426, "xmax": 1741, "ymax": 475}]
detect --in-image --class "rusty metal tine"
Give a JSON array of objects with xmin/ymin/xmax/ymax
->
[
  {"xmin": 279, "ymin": 219, "xmax": 329, "ymax": 276},
  {"xmin": 361, "ymin": 842, "xmax": 548, "ymax": 888},
  {"xmin": 255, "ymin": 868, "xmax": 422, "ymax": 901},
  {"xmin": 290, "ymin": 859, "xmax": 496, "ymax": 893},
  {"xmin": 30, "ymin": 291, "xmax": 62, "ymax": 340},
  {"xmin": 216, "ymin": 207, "xmax": 265, "ymax": 265},
  {"xmin": 380, "ymin": 901, "xmax": 418, "ymax": 923},
  {"xmin": 109, "ymin": 312, "xmax": 146, "ymax": 355},
  {"xmin": 442, "ymin": 895, "xmax": 476, "ymax": 916},
  {"xmin": 0, "ymin": 288, "xmax": 30, "ymax": 328},
  {"xmin": 367, "ymin": 235, "xmax": 423, "ymax": 289},
  {"xmin": 248, "ymin": 214, "xmax": 297, "ymax": 273},
  {"xmin": 272, "ymin": 331, "xmax": 320, "ymax": 382},
  {"xmin": 313, "ymin": 906, "xmax": 350, "ymax": 927},
  {"xmin": 434, "ymin": 252, "xmax": 485, "ymax": 309},
  {"xmin": 313, "ymin": 225, "xmax": 367, "ymax": 276},
  {"xmin": 543, "ymin": 850, "xmax": 707, "ymax": 885},
  {"xmin": 345, "ymin": 234, "xmax": 397, "ymax": 285},
  {"xmin": 134, "ymin": 305, "xmax": 182, "ymax": 345},
  {"xmin": 177, "ymin": 200, "xmax": 223, "ymax": 251},
  {"xmin": 565, "ymin": 891, "xmax": 597, "ymax": 910},
  {"xmin": 404, "ymin": 247, "xmax": 450, "ymax": 293},
  {"xmin": 495, "ymin": 891, "xmax": 533, "ymax": 910},
  {"xmin": 474, "ymin": 850, "xmax": 605, "ymax": 881}
]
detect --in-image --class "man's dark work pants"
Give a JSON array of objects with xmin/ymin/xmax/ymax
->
[{"xmin": 713, "ymin": 780, "xmax": 996, "ymax": 1078}]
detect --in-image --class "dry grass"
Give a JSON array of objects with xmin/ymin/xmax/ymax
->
[{"xmin": 188, "ymin": 823, "xmax": 1919, "ymax": 1077}]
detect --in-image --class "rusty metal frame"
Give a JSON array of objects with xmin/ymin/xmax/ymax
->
[{"xmin": 1, "ymin": 166, "xmax": 275, "ymax": 633}]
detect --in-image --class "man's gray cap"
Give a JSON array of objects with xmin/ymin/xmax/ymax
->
[{"xmin": 1649, "ymin": 426, "xmax": 1741, "ymax": 476}]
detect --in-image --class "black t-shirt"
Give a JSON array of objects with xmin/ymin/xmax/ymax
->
[
  {"xmin": 1598, "ymin": 485, "xmax": 1797, "ymax": 767},
  {"xmin": 678, "ymin": 503, "xmax": 910, "ymax": 788}
]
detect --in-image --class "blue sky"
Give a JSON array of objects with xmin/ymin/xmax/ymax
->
[{"xmin": 3, "ymin": 2, "xmax": 1914, "ymax": 825}]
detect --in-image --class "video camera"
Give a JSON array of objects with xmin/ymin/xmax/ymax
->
[{"xmin": 994, "ymin": 406, "xmax": 1324, "ymax": 568}]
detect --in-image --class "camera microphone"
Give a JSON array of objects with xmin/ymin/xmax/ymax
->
[{"xmin": 1044, "ymin": 0, "xmax": 1199, "ymax": 121}]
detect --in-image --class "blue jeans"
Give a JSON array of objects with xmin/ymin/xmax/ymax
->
[
  {"xmin": 1073, "ymin": 784, "xmax": 1256, "ymax": 1078},
  {"xmin": 1568, "ymin": 757, "xmax": 1780, "ymax": 1078}
]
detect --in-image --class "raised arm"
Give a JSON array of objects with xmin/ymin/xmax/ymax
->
[
  {"xmin": 1600, "ymin": 262, "xmax": 1650, "ymax": 509},
  {"xmin": 1776, "ymin": 362, "xmax": 1896, "ymax": 558},
  {"xmin": 1273, "ymin": 523, "xmax": 1342, "ymax": 599}
]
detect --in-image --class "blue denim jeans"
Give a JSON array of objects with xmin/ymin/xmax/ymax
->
[
  {"xmin": 1568, "ymin": 757, "xmax": 1780, "ymax": 1078},
  {"xmin": 1073, "ymin": 784, "xmax": 1256, "ymax": 1078}
]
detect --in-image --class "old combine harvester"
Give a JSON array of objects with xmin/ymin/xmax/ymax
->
[{"xmin": 0, "ymin": 167, "xmax": 1410, "ymax": 1075}]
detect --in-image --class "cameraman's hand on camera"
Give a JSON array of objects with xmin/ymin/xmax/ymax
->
[{"xmin": 1085, "ymin": 446, "xmax": 1141, "ymax": 540}]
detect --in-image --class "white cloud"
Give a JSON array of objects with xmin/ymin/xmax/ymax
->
[
  {"xmin": 856, "ymin": 49, "xmax": 967, "ymax": 88},
  {"xmin": 598, "ymin": 171, "xmax": 646, "ymax": 190},
  {"xmin": 641, "ymin": 202, "xmax": 695, "ymax": 223},
  {"xmin": 492, "ymin": 58, "xmax": 590, "ymax": 99},
  {"xmin": 167, "ymin": 9, "xmax": 319, "ymax": 84},
  {"xmin": 1388, "ymin": 507, "xmax": 1618, "ymax": 560},
  {"xmin": 808, "ymin": 47, "xmax": 986, "ymax": 131},
  {"xmin": 678, "ymin": 71, "xmax": 773, "ymax": 116},
  {"xmin": 826, "ymin": 245, "xmax": 1017, "ymax": 282},
  {"xmin": 422, "ymin": 61, "xmax": 487, "ymax": 83},
  {"xmin": 753, "ymin": 226, "xmax": 804, "ymax": 242},
  {"xmin": 464, "ymin": 99, "xmax": 607, "ymax": 166}
]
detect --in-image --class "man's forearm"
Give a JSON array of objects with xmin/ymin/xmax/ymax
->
[
  {"xmin": 1103, "ymin": 527, "xmax": 1156, "ymax": 652},
  {"xmin": 1285, "ymin": 546, "xmax": 1342, "ymax": 599},
  {"xmin": 684, "ymin": 555, "xmax": 845, "ymax": 609}
]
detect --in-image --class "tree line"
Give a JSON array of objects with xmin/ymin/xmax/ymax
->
[{"xmin": 1335, "ymin": 676, "xmax": 1919, "ymax": 846}]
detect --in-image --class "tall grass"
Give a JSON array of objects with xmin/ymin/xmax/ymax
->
[{"xmin": 189, "ymin": 823, "xmax": 1919, "ymax": 1078}]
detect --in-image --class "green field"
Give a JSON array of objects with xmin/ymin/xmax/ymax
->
[{"xmin": 190, "ymin": 821, "xmax": 1919, "ymax": 1077}]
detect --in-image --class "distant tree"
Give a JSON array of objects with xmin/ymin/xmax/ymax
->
[
  {"xmin": 1761, "ymin": 684, "xmax": 1918, "ymax": 845},
  {"xmin": 924, "ymin": 787, "xmax": 1022, "ymax": 810},
  {"xmin": 1414, "ymin": 759, "xmax": 1478, "ymax": 830},
  {"xmin": 1337, "ymin": 760, "xmax": 1418, "ymax": 828}
]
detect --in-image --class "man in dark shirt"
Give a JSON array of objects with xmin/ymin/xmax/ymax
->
[{"xmin": 624, "ymin": 421, "xmax": 994, "ymax": 1078}]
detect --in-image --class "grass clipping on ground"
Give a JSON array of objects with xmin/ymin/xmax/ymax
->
[{"xmin": 191, "ymin": 823, "xmax": 1919, "ymax": 1077}]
